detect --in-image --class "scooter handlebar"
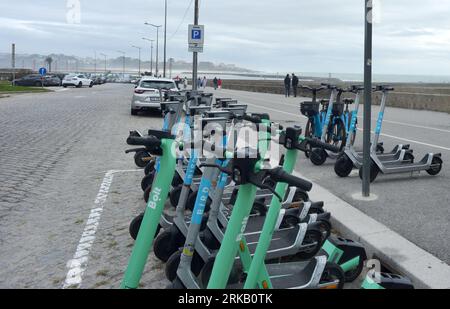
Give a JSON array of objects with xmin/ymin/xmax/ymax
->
[
  {"xmin": 266, "ymin": 167, "xmax": 313, "ymax": 192},
  {"xmin": 126, "ymin": 135, "xmax": 161, "ymax": 149}
]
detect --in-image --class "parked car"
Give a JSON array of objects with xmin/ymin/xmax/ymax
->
[
  {"xmin": 44, "ymin": 75, "xmax": 62, "ymax": 86},
  {"xmin": 131, "ymin": 77, "xmax": 178, "ymax": 115},
  {"xmin": 62, "ymin": 74, "xmax": 94, "ymax": 88},
  {"xmin": 12, "ymin": 74, "xmax": 47, "ymax": 87}
]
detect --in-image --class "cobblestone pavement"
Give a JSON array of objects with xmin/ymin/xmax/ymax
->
[{"xmin": 0, "ymin": 84, "xmax": 166, "ymax": 288}]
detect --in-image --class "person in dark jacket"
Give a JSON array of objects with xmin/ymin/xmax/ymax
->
[
  {"xmin": 292, "ymin": 73, "xmax": 299, "ymax": 97},
  {"xmin": 213, "ymin": 77, "xmax": 218, "ymax": 90},
  {"xmin": 284, "ymin": 74, "xmax": 291, "ymax": 97}
]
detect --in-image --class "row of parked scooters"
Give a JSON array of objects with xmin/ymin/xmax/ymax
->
[
  {"xmin": 121, "ymin": 85, "xmax": 416, "ymax": 289},
  {"xmin": 299, "ymin": 84, "xmax": 442, "ymax": 181}
]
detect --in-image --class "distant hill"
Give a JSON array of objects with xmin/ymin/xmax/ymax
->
[{"xmin": 0, "ymin": 53, "xmax": 254, "ymax": 73}]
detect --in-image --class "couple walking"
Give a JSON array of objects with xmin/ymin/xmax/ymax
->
[{"xmin": 284, "ymin": 73, "xmax": 299, "ymax": 98}]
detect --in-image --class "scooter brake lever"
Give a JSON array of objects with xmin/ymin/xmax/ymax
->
[
  {"xmin": 199, "ymin": 163, "xmax": 232, "ymax": 175},
  {"xmin": 249, "ymin": 178, "xmax": 283, "ymax": 202}
]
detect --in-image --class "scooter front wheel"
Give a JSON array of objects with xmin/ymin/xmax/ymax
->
[
  {"xmin": 334, "ymin": 154, "xmax": 354, "ymax": 178},
  {"xmin": 319, "ymin": 262, "xmax": 345, "ymax": 289},
  {"xmin": 165, "ymin": 250, "xmax": 205, "ymax": 282},
  {"xmin": 199, "ymin": 258, "xmax": 243, "ymax": 288},
  {"xmin": 141, "ymin": 172, "xmax": 155, "ymax": 191},
  {"xmin": 154, "ymin": 230, "xmax": 185, "ymax": 262},
  {"xmin": 134, "ymin": 151, "xmax": 152, "ymax": 168},
  {"xmin": 129, "ymin": 212, "xmax": 161, "ymax": 240},
  {"xmin": 310, "ymin": 148, "xmax": 328, "ymax": 166},
  {"xmin": 358, "ymin": 160, "xmax": 380, "ymax": 183}
]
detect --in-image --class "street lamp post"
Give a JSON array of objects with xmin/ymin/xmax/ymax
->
[
  {"xmin": 117, "ymin": 50, "xmax": 126, "ymax": 79},
  {"xmin": 142, "ymin": 38, "xmax": 155, "ymax": 76},
  {"xmin": 163, "ymin": 0, "xmax": 168, "ymax": 78},
  {"xmin": 131, "ymin": 45, "xmax": 142, "ymax": 75},
  {"xmin": 100, "ymin": 53, "xmax": 107, "ymax": 73},
  {"xmin": 145, "ymin": 22, "xmax": 162, "ymax": 77}
]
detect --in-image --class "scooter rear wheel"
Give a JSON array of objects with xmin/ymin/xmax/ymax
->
[
  {"xmin": 310, "ymin": 148, "xmax": 328, "ymax": 166},
  {"xmin": 134, "ymin": 151, "xmax": 151, "ymax": 168},
  {"xmin": 319, "ymin": 262, "xmax": 345, "ymax": 289},
  {"xmin": 334, "ymin": 154, "xmax": 354, "ymax": 178},
  {"xmin": 199, "ymin": 258, "xmax": 243, "ymax": 288},
  {"xmin": 295, "ymin": 229, "xmax": 324, "ymax": 260},
  {"xmin": 344, "ymin": 258, "xmax": 365, "ymax": 283},
  {"xmin": 427, "ymin": 156, "xmax": 443, "ymax": 176}
]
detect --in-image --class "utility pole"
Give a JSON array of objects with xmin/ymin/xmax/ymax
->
[
  {"xmin": 145, "ymin": 22, "xmax": 162, "ymax": 77},
  {"xmin": 192, "ymin": 0, "xmax": 199, "ymax": 90},
  {"xmin": 163, "ymin": 0, "xmax": 168, "ymax": 77},
  {"xmin": 363, "ymin": 0, "xmax": 373, "ymax": 197},
  {"xmin": 142, "ymin": 38, "xmax": 154, "ymax": 75},
  {"xmin": 131, "ymin": 45, "xmax": 142, "ymax": 75},
  {"xmin": 11, "ymin": 43, "xmax": 15, "ymax": 86}
]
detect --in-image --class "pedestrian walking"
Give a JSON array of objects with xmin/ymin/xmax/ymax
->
[
  {"xmin": 292, "ymin": 73, "xmax": 299, "ymax": 97},
  {"xmin": 202, "ymin": 76, "xmax": 208, "ymax": 89},
  {"xmin": 218, "ymin": 78, "xmax": 222, "ymax": 89},
  {"xmin": 284, "ymin": 74, "xmax": 291, "ymax": 97},
  {"xmin": 213, "ymin": 77, "xmax": 218, "ymax": 90},
  {"xmin": 183, "ymin": 77, "xmax": 188, "ymax": 89},
  {"xmin": 197, "ymin": 77, "xmax": 202, "ymax": 89}
]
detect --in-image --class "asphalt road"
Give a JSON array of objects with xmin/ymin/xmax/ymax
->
[{"xmin": 213, "ymin": 87, "xmax": 450, "ymax": 264}]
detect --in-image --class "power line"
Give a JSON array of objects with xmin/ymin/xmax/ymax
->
[{"xmin": 169, "ymin": 0, "xmax": 194, "ymax": 41}]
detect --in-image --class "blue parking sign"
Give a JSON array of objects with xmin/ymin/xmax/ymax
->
[{"xmin": 192, "ymin": 29, "xmax": 202, "ymax": 40}]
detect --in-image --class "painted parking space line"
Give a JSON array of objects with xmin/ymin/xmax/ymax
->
[
  {"xmin": 357, "ymin": 116, "xmax": 450, "ymax": 134},
  {"xmin": 63, "ymin": 169, "xmax": 141, "ymax": 289}
]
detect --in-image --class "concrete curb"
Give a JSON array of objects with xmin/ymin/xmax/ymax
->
[{"xmin": 294, "ymin": 171, "xmax": 450, "ymax": 289}]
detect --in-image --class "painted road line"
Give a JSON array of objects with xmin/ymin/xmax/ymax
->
[
  {"xmin": 63, "ymin": 169, "xmax": 141, "ymax": 289},
  {"xmin": 293, "ymin": 170, "xmax": 450, "ymax": 289},
  {"xmin": 357, "ymin": 116, "xmax": 450, "ymax": 134},
  {"xmin": 356, "ymin": 128, "xmax": 450, "ymax": 152}
]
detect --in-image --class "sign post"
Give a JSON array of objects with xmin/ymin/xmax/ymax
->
[
  {"xmin": 191, "ymin": 0, "xmax": 201, "ymax": 90},
  {"xmin": 11, "ymin": 44, "xmax": 16, "ymax": 87},
  {"xmin": 363, "ymin": 0, "xmax": 373, "ymax": 197},
  {"xmin": 39, "ymin": 67, "xmax": 47, "ymax": 88}
]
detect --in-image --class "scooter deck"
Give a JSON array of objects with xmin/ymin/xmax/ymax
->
[{"xmin": 228, "ymin": 258, "xmax": 323, "ymax": 289}]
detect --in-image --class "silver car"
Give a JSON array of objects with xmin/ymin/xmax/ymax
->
[{"xmin": 131, "ymin": 78, "xmax": 178, "ymax": 115}]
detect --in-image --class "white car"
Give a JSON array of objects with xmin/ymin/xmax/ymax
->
[
  {"xmin": 62, "ymin": 74, "xmax": 94, "ymax": 88},
  {"xmin": 131, "ymin": 77, "xmax": 179, "ymax": 115}
]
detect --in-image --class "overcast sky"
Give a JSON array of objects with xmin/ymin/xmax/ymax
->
[{"xmin": 1, "ymin": 0, "xmax": 450, "ymax": 75}]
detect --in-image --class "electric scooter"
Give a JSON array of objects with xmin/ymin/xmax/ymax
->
[
  {"xmin": 121, "ymin": 130, "xmax": 178, "ymax": 289},
  {"xmin": 358, "ymin": 86, "xmax": 443, "ymax": 182},
  {"xmin": 334, "ymin": 85, "xmax": 414, "ymax": 177}
]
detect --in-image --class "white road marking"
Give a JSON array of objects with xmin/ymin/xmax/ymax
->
[
  {"xmin": 362, "ymin": 117, "xmax": 450, "ymax": 134},
  {"xmin": 62, "ymin": 169, "xmax": 141, "ymax": 289},
  {"xmin": 56, "ymin": 88, "xmax": 68, "ymax": 92}
]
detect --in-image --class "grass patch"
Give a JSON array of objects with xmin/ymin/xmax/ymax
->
[
  {"xmin": 96, "ymin": 269, "xmax": 109, "ymax": 277},
  {"xmin": 0, "ymin": 81, "xmax": 50, "ymax": 93}
]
